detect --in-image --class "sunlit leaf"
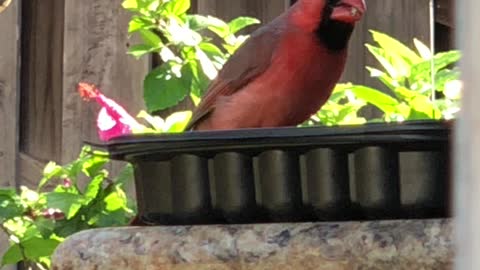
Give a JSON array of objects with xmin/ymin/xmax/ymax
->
[
  {"xmin": 128, "ymin": 16, "xmax": 155, "ymax": 33},
  {"xmin": 128, "ymin": 44, "xmax": 158, "ymax": 58},
  {"xmin": 137, "ymin": 110, "xmax": 165, "ymax": 131},
  {"xmin": 370, "ymin": 30, "xmax": 422, "ymax": 64},
  {"xmin": 366, "ymin": 45, "xmax": 399, "ymax": 79},
  {"xmin": 414, "ymin": 38, "xmax": 432, "ymax": 60},
  {"xmin": 0, "ymin": 189, "xmax": 23, "ymax": 220},
  {"xmin": 122, "ymin": 0, "xmax": 141, "ymax": 11},
  {"xmin": 195, "ymin": 47, "xmax": 218, "ymax": 80},
  {"xmin": 366, "ymin": 67, "xmax": 398, "ymax": 91},
  {"xmin": 435, "ymin": 68, "xmax": 461, "ymax": 92},
  {"xmin": 409, "ymin": 95, "xmax": 441, "ymax": 119},
  {"xmin": 164, "ymin": 0, "xmax": 191, "ymax": 16},
  {"xmin": 199, "ymin": 42, "xmax": 225, "ymax": 62},
  {"xmin": 410, "ymin": 50, "xmax": 462, "ymax": 83},
  {"xmin": 164, "ymin": 111, "xmax": 193, "ymax": 132},
  {"xmin": 84, "ymin": 174, "xmax": 106, "ymax": 206},
  {"xmin": 349, "ymin": 85, "xmax": 400, "ymax": 114},
  {"xmin": 139, "ymin": 29, "xmax": 162, "ymax": 47},
  {"xmin": 227, "ymin": 17, "xmax": 260, "ymax": 35},
  {"xmin": 82, "ymin": 156, "xmax": 108, "ymax": 178}
]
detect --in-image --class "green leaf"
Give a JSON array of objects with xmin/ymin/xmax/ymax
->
[
  {"xmin": 122, "ymin": 0, "xmax": 141, "ymax": 11},
  {"xmin": 370, "ymin": 30, "xmax": 422, "ymax": 64},
  {"xmin": 22, "ymin": 237, "xmax": 61, "ymax": 260},
  {"xmin": 366, "ymin": 45, "xmax": 400, "ymax": 79},
  {"xmin": 34, "ymin": 218, "xmax": 56, "ymax": 238},
  {"xmin": 164, "ymin": 0, "xmax": 191, "ymax": 16},
  {"xmin": 115, "ymin": 164, "xmax": 134, "ymax": 186},
  {"xmin": 394, "ymin": 86, "xmax": 418, "ymax": 100},
  {"xmin": 93, "ymin": 209, "xmax": 130, "ymax": 227},
  {"xmin": 65, "ymin": 150, "xmax": 91, "ymax": 180},
  {"xmin": 45, "ymin": 192, "xmax": 83, "ymax": 219},
  {"xmin": 139, "ymin": 29, "xmax": 162, "ymax": 47},
  {"xmin": 84, "ymin": 174, "xmax": 106, "ymax": 206},
  {"xmin": 128, "ymin": 44, "xmax": 158, "ymax": 58},
  {"xmin": 137, "ymin": 110, "xmax": 166, "ymax": 131},
  {"xmin": 1, "ymin": 244, "xmax": 22, "ymax": 266},
  {"xmin": 409, "ymin": 97, "xmax": 441, "ymax": 119},
  {"xmin": 410, "ymin": 50, "xmax": 462, "ymax": 83},
  {"xmin": 227, "ymin": 17, "xmax": 260, "ymax": 35},
  {"xmin": 144, "ymin": 63, "xmax": 192, "ymax": 111},
  {"xmin": 205, "ymin": 17, "xmax": 230, "ymax": 38},
  {"xmin": 128, "ymin": 16, "xmax": 155, "ymax": 33},
  {"xmin": 0, "ymin": 189, "xmax": 23, "ymax": 220},
  {"xmin": 435, "ymin": 68, "xmax": 461, "ymax": 92},
  {"xmin": 167, "ymin": 19, "xmax": 202, "ymax": 46},
  {"xmin": 104, "ymin": 188, "xmax": 128, "ymax": 212},
  {"xmin": 414, "ymin": 38, "xmax": 432, "ymax": 60},
  {"xmin": 38, "ymin": 162, "xmax": 64, "ymax": 190},
  {"xmin": 349, "ymin": 85, "xmax": 400, "ymax": 114},
  {"xmin": 198, "ymin": 42, "xmax": 225, "ymax": 63},
  {"xmin": 164, "ymin": 111, "xmax": 193, "ymax": 132},
  {"xmin": 186, "ymin": 14, "xmax": 211, "ymax": 31},
  {"xmin": 366, "ymin": 67, "xmax": 398, "ymax": 91},
  {"xmin": 53, "ymin": 216, "xmax": 90, "ymax": 238},
  {"xmin": 82, "ymin": 155, "xmax": 108, "ymax": 178},
  {"xmin": 195, "ymin": 47, "xmax": 218, "ymax": 80}
]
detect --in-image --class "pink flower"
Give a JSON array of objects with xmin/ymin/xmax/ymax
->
[
  {"xmin": 63, "ymin": 178, "xmax": 72, "ymax": 188},
  {"xmin": 42, "ymin": 208, "xmax": 65, "ymax": 221},
  {"xmin": 78, "ymin": 82, "xmax": 143, "ymax": 141}
]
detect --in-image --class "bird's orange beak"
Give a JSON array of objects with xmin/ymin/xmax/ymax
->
[{"xmin": 330, "ymin": 0, "xmax": 366, "ymax": 24}]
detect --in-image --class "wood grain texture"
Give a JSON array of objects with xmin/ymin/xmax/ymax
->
[
  {"xmin": 0, "ymin": 0, "xmax": 19, "ymax": 267},
  {"xmin": 62, "ymin": 0, "xmax": 149, "ymax": 163},
  {"xmin": 436, "ymin": 0, "xmax": 454, "ymax": 28},
  {"xmin": 196, "ymin": 0, "xmax": 289, "ymax": 25},
  {"xmin": 18, "ymin": 153, "xmax": 45, "ymax": 188},
  {"xmin": 0, "ymin": 0, "xmax": 19, "ymax": 187},
  {"xmin": 20, "ymin": 0, "xmax": 64, "ymax": 163}
]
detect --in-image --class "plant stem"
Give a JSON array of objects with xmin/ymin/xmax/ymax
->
[{"xmin": 429, "ymin": 0, "xmax": 436, "ymax": 117}]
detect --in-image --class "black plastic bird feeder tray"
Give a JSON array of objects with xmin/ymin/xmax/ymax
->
[{"xmin": 92, "ymin": 120, "xmax": 451, "ymax": 225}]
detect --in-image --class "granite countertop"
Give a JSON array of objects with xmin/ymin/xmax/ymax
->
[{"xmin": 52, "ymin": 219, "xmax": 453, "ymax": 270}]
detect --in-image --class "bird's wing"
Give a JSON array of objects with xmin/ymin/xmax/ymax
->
[{"xmin": 186, "ymin": 19, "xmax": 284, "ymax": 130}]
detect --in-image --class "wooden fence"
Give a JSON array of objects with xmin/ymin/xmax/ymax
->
[{"xmin": 0, "ymin": 0, "xmax": 453, "ymax": 263}]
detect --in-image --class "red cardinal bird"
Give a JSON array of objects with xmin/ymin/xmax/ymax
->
[
  {"xmin": 187, "ymin": 0, "xmax": 366, "ymax": 131},
  {"xmin": 130, "ymin": 0, "xmax": 366, "ymax": 227}
]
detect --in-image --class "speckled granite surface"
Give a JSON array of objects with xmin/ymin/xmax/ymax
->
[{"xmin": 52, "ymin": 219, "xmax": 453, "ymax": 270}]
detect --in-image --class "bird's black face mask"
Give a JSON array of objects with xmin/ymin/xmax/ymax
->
[{"xmin": 315, "ymin": 0, "xmax": 356, "ymax": 51}]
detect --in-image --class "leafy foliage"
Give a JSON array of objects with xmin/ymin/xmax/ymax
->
[
  {"xmin": 309, "ymin": 30, "xmax": 462, "ymax": 125},
  {"xmin": 0, "ymin": 147, "xmax": 136, "ymax": 269},
  {"xmin": 123, "ymin": 0, "xmax": 260, "ymax": 112}
]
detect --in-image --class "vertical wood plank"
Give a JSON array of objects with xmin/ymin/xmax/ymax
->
[
  {"xmin": 454, "ymin": 0, "xmax": 480, "ymax": 269},
  {"xmin": 62, "ymin": 0, "xmax": 149, "ymax": 163},
  {"xmin": 0, "ymin": 0, "xmax": 19, "ymax": 268},
  {"xmin": 0, "ymin": 0, "xmax": 19, "ymax": 186},
  {"xmin": 19, "ymin": 0, "xmax": 64, "ymax": 166},
  {"xmin": 196, "ymin": 0, "xmax": 288, "ymax": 24}
]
